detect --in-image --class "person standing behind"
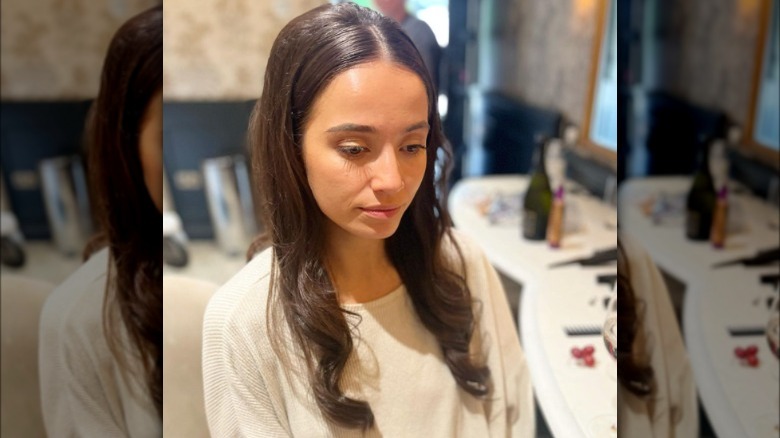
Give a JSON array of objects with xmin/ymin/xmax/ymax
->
[{"xmin": 374, "ymin": 0, "xmax": 441, "ymax": 92}]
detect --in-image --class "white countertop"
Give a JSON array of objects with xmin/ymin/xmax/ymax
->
[{"xmin": 618, "ymin": 177, "xmax": 779, "ymax": 281}]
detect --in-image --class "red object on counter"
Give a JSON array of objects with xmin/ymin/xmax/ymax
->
[
  {"xmin": 571, "ymin": 344, "xmax": 596, "ymax": 367},
  {"xmin": 734, "ymin": 344, "xmax": 760, "ymax": 367}
]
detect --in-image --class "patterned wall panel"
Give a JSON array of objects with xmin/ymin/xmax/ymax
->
[
  {"xmin": 649, "ymin": 0, "xmax": 762, "ymax": 126},
  {"xmin": 484, "ymin": 0, "xmax": 599, "ymax": 126},
  {"xmin": 0, "ymin": 0, "xmax": 159, "ymax": 100},
  {"xmin": 163, "ymin": 0, "xmax": 326, "ymax": 100}
]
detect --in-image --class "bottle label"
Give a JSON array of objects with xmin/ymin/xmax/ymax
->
[
  {"xmin": 686, "ymin": 208, "xmax": 715, "ymax": 240},
  {"xmin": 686, "ymin": 210, "xmax": 700, "ymax": 238},
  {"xmin": 546, "ymin": 202, "xmax": 564, "ymax": 247},
  {"xmin": 709, "ymin": 200, "xmax": 728, "ymax": 248},
  {"xmin": 522, "ymin": 209, "xmax": 547, "ymax": 240}
]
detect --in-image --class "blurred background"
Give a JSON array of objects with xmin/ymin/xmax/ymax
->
[
  {"xmin": 619, "ymin": 0, "xmax": 778, "ymax": 183},
  {"xmin": 617, "ymin": 0, "xmax": 779, "ymax": 436},
  {"xmin": 1, "ymin": 0, "xmax": 160, "ymax": 283},
  {"xmin": 1, "ymin": 2, "xmax": 161, "ymax": 436}
]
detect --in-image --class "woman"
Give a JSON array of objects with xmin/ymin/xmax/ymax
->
[
  {"xmin": 202, "ymin": 3, "xmax": 533, "ymax": 436},
  {"xmin": 38, "ymin": 5, "xmax": 162, "ymax": 437},
  {"xmin": 617, "ymin": 235, "xmax": 698, "ymax": 437}
]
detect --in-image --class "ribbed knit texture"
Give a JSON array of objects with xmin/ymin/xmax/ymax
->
[{"xmin": 202, "ymin": 229, "xmax": 533, "ymax": 437}]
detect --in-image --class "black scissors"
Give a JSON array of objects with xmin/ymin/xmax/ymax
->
[
  {"xmin": 549, "ymin": 247, "xmax": 618, "ymax": 268},
  {"xmin": 711, "ymin": 247, "xmax": 780, "ymax": 268}
]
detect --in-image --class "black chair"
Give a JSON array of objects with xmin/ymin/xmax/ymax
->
[
  {"xmin": 478, "ymin": 92, "xmax": 563, "ymax": 175},
  {"xmin": 162, "ymin": 101, "xmax": 255, "ymax": 239},
  {"xmin": 0, "ymin": 101, "xmax": 92, "ymax": 239},
  {"xmin": 644, "ymin": 91, "xmax": 728, "ymax": 175}
]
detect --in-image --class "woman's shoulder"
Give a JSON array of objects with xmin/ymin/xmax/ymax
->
[
  {"xmin": 441, "ymin": 227, "xmax": 491, "ymax": 270},
  {"xmin": 440, "ymin": 227, "xmax": 498, "ymax": 297},
  {"xmin": 38, "ymin": 247, "xmax": 160, "ymax": 438},
  {"xmin": 618, "ymin": 232, "xmax": 657, "ymax": 277},
  {"xmin": 40, "ymin": 247, "xmax": 110, "ymax": 339},
  {"xmin": 618, "ymin": 232, "xmax": 644, "ymax": 259},
  {"xmin": 203, "ymin": 247, "xmax": 275, "ymax": 344}
]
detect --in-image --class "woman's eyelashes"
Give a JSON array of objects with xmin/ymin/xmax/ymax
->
[
  {"xmin": 336, "ymin": 143, "xmax": 427, "ymax": 159},
  {"xmin": 338, "ymin": 145, "xmax": 368, "ymax": 157},
  {"xmin": 402, "ymin": 144, "xmax": 427, "ymax": 154}
]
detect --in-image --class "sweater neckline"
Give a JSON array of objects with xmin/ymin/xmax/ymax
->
[{"xmin": 340, "ymin": 283, "xmax": 406, "ymax": 311}]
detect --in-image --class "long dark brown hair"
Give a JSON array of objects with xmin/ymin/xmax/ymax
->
[
  {"xmin": 248, "ymin": 3, "xmax": 490, "ymax": 430},
  {"xmin": 617, "ymin": 238, "xmax": 655, "ymax": 397},
  {"xmin": 84, "ymin": 5, "xmax": 162, "ymax": 416}
]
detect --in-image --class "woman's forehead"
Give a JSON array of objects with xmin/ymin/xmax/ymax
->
[{"xmin": 307, "ymin": 61, "xmax": 429, "ymax": 131}]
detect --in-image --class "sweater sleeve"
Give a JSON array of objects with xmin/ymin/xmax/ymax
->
[
  {"xmin": 38, "ymin": 289, "xmax": 128, "ymax": 437},
  {"xmin": 635, "ymin": 243, "xmax": 698, "ymax": 438},
  {"xmin": 455, "ymin": 230, "xmax": 534, "ymax": 438},
  {"xmin": 482, "ymin": 248, "xmax": 535, "ymax": 438},
  {"xmin": 202, "ymin": 292, "xmax": 290, "ymax": 438}
]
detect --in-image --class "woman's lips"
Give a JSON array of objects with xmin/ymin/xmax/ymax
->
[{"xmin": 359, "ymin": 206, "xmax": 401, "ymax": 219}]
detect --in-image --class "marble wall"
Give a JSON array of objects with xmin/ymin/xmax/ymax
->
[
  {"xmin": 163, "ymin": 0, "xmax": 326, "ymax": 100},
  {"xmin": 480, "ymin": 0, "xmax": 764, "ymax": 137},
  {"xmin": 480, "ymin": 0, "xmax": 600, "ymax": 126},
  {"xmin": 0, "ymin": 0, "xmax": 159, "ymax": 100},
  {"xmin": 647, "ymin": 0, "xmax": 764, "ymax": 126},
  {"xmin": 0, "ymin": 0, "xmax": 326, "ymax": 100}
]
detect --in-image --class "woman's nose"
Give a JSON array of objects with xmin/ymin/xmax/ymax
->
[{"xmin": 369, "ymin": 147, "xmax": 404, "ymax": 194}]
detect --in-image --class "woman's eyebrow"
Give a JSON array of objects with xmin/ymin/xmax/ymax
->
[
  {"xmin": 325, "ymin": 121, "xmax": 429, "ymax": 133},
  {"xmin": 404, "ymin": 121, "xmax": 429, "ymax": 132},
  {"xmin": 326, "ymin": 123, "xmax": 375, "ymax": 133}
]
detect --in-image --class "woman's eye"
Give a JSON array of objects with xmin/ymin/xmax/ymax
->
[
  {"xmin": 338, "ymin": 145, "xmax": 367, "ymax": 157},
  {"xmin": 402, "ymin": 144, "xmax": 427, "ymax": 154}
]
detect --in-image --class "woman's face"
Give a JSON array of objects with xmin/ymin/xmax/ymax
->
[
  {"xmin": 302, "ymin": 60, "xmax": 429, "ymax": 242},
  {"xmin": 139, "ymin": 91, "xmax": 163, "ymax": 212}
]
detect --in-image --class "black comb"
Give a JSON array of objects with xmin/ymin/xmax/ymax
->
[
  {"xmin": 728, "ymin": 326, "xmax": 766, "ymax": 337},
  {"xmin": 564, "ymin": 325, "xmax": 602, "ymax": 336}
]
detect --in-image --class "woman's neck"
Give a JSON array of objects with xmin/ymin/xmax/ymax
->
[{"xmin": 324, "ymin": 226, "xmax": 401, "ymax": 305}]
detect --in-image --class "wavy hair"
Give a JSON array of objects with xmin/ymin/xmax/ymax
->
[
  {"xmin": 617, "ymin": 238, "xmax": 655, "ymax": 397},
  {"xmin": 248, "ymin": 3, "xmax": 489, "ymax": 430},
  {"xmin": 84, "ymin": 5, "xmax": 162, "ymax": 416}
]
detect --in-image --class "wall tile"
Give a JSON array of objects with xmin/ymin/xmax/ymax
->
[
  {"xmin": 163, "ymin": 0, "xmax": 326, "ymax": 100},
  {"xmin": 0, "ymin": 0, "xmax": 159, "ymax": 100}
]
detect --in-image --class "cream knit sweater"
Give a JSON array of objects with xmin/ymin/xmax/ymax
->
[
  {"xmin": 38, "ymin": 248, "xmax": 161, "ymax": 437},
  {"xmin": 202, "ymin": 229, "xmax": 533, "ymax": 437}
]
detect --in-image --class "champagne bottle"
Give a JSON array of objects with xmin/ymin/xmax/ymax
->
[
  {"xmin": 522, "ymin": 136, "xmax": 553, "ymax": 240},
  {"xmin": 685, "ymin": 136, "xmax": 717, "ymax": 240}
]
